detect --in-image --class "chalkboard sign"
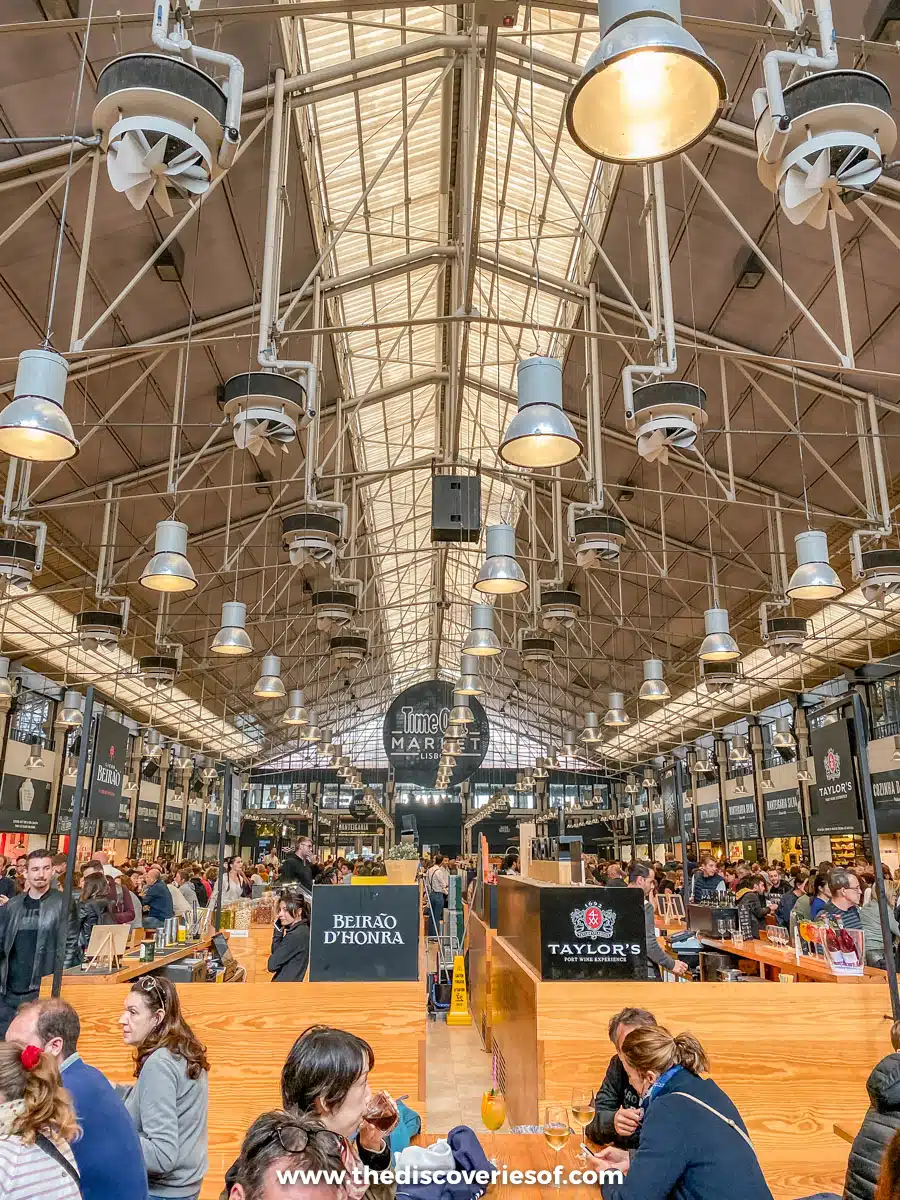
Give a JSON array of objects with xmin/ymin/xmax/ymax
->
[
  {"xmin": 726, "ymin": 795, "xmax": 759, "ymax": 841},
  {"xmin": 309, "ymin": 885, "xmax": 420, "ymax": 982},
  {"xmin": 764, "ymin": 789, "xmax": 803, "ymax": 837},
  {"xmin": 0, "ymin": 775, "xmax": 51, "ymax": 834},
  {"xmin": 55, "ymin": 784, "xmax": 96, "ymax": 837}
]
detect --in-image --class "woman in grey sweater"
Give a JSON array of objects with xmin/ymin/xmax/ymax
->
[{"xmin": 119, "ymin": 976, "xmax": 209, "ymax": 1200}]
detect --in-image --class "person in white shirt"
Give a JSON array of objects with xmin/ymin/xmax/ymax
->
[
  {"xmin": 94, "ymin": 850, "xmax": 122, "ymax": 880},
  {"xmin": 166, "ymin": 875, "xmax": 191, "ymax": 918},
  {"xmin": 424, "ymin": 854, "xmax": 450, "ymax": 937}
]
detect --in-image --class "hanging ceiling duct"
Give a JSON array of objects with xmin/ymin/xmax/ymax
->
[
  {"xmin": 539, "ymin": 586, "xmax": 581, "ymax": 632},
  {"xmin": 223, "ymin": 371, "xmax": 310, "ymax": 457},
  {"xmin": 281, "ymin": 503, "xmax": 344, "ymax": 568},
  {"xmin": 312, "ymin": 585, "xmax": 360, "ymax": 632},
  {"xmin": 0, "ymin": 533, "xmax": 41, "ymax": 590},
  {"xmin": 855, "ymin": 547, "xmax": 900, "ymax": 603},
  {"xmin": 330, "ymin": 631, "xmax": 369, "ymax": 664},
  {"xmin": 700, "ymin": 660, "xmax": 742, "ymax": 694},
  {"xmin": 630, "ymin": 380, "xmax": 707, "ymax": 465},
  {"xmin": 75, "ymin": 608, "xmax": 127, "ymax": 652},
  {"xmin": 566, "ymin": 0, "xmax": 726, "ymax": 164},
  {"xmin": 568, "ymin": 506, "xmax": 627, "ymax": 567},
  {"xmin": 760, "ymin": 610, "xmax": 809, "ymax": 656},
  {"xmin": 139, "ymin": 653, "xmax": 179, "ymax": 689}
]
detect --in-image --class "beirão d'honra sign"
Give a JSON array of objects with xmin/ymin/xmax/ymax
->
[{"xmin": 383, "ymin": 680, "xmax": 489, "ymax": 785}]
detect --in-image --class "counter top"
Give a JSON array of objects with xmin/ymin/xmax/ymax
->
[
  {"xmin": 40, "ymin": 931, "xmax": 228, "ymax": 987},
  {"xmin": 699, "ymin": 935, "xmax": 887, "ymax": 984}
]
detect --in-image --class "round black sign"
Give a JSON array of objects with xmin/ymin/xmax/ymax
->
[{"xmin": 383, "ymin": 680, "xmax": 489, "ymax": 786}]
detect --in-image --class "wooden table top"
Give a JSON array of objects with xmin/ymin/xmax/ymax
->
[
  {"xmin": 834, "ymin": 1123, "xmax": 857, "ymax": 1145},
  {"xmin": 40, "ymin": 931, "xmax": 225, "ymax": 988},
  {"xmin": 699, "ymin": 935, "xmax": 887, "ymax": 983}
]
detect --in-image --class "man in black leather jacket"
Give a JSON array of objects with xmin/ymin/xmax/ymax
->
[
  {"xmin": 585, "ymin": 1007, "xmax": 658, "ymax": 1150},
  {"xmin": 0, "ymin": 849, "xmax": 79, "ymax": 1035}
]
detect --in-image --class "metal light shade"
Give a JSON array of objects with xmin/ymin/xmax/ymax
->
[
  {"xmin": 772, "ymin": 716, "xmax": 794, "ymax": 749},
  {"xmin": 464, "ymin": 603, "xmax": 501, "ymax": 656},
  {"xmin": 499, "ymin": 357, "xmax": 582, "ymax": 468},
  {"xmin": 319, "ymin": 728, "xmax": 334, "ymax": 754},
  {"xmin": 545, "ymin": 748, "xmax": 559, "ymax": 769},
  {"xmin": 253, "ymin": 653, "xmax": 286, "ymax": 699},
  {"xmin": 734, "ymin": 774, "xmax": 748, "ymax": 795},
  {"xmin": 144, "ymin": 728, "xmax": 163, "ymax": 760},
  {"xmin": 582, "ymin": 711, "xmax": 603, "ymax": 743},
  {"xmin": 474, "ymin": 524, "xmax": 527, "ymax": 595},
  {"xmin": 300, "ymin": 719, "xmax": 321, "ymax": 742},
  {"xmin": 698, "ymin": 607, "xmax": 740, "ymax": 662},
  {"xmin": 638, "ymin": 658, "xmax": 670, "ymax": 700},
  {"xmin": 562, "ymin": 730, "xmax": 579, "ymax": 754},
  {"xmin": 283, "ymin": 689, "xmax": 309, "ymax": 726},
  {"xmin": 787, "ymin": 530, "xmax": 843, "ymax": 601},
  {"xmin": 457, "ymin": 659, "xmax": 483, "ymax": 697},
  {"xmin": 728, "ymin": 734, "xmax": 750, "ymax": 764},
  {"xmin": 25, "ymin": 739, "xmax": 43, "ymax": 770},
  {"xmin": 761, "ymin": 771, "xmax": 775, "ymax": 792},
  {"xmin": 0, "ymin": 349, "xmax": 78, "ymax": 462},
  {"xmin": 141, "ymin": 519, "xmax": 197, "ymax": 593},
  {"xmin": 604, "ymin": 691, "xmax": 630, "ymax": 727},
  {"xmin": 625, "ymin": 773, "xmax": 639, "ymax": 796},
  {"xmin": 565, "ymin": 0, "xmax": 726, "ymax": 164},
  {"xmin": 449, "ymin": 692, "xmax": 473, "ymax": 724},
  {"xmin": 59, "ymin": 689, "xmax": 83, "ymax": 727},
  {"xmin": 211, "ymin": 600, "xmax": 253, "ymax": 656},
  {"xmin": 0, "ymin": 658, "xmax": 12, "ymax": 713},
  {"xmin": 533, "ymin": 758, "xmax": 548, "ymax": 779}
]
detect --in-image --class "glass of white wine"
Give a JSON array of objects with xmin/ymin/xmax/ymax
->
[
  {"xmin": 544, "ymin": 1106, "xmax": 570, "ymax": 1200},
  {"xmin": 571, "ymin": 1088, "xmax": 594, "ymax": 1159}
]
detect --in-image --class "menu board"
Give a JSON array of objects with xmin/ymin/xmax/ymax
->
[
  {"xmin": 725, "ymin": 796, "xmax": 759, "ymax": 841},
  {"xmin": 696, "ymin": 800, "xmax": 722, "ymax": 842},
  {"xmin": 871, "ymin": 768, "xmax": 900, "ymax": 834},
  {"xmin": 764, "ymin": 788, "xmax": 804, "ymax": 837},
  {"xmin": 134, "ymin": 797, "xmax": 161, "ymax": 840}
]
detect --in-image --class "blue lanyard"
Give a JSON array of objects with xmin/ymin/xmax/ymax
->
[{"xmin": 642, "ymin": 1065, "xmax": 683, "ymax": 1109}]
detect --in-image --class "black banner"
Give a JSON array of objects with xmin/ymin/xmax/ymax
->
[
  {"xmin": 227, "ymin": 769, "xmax": 242, "ymax": 837},
  {"xmin": 0, "ymin": 775, "xmax": 51, "ymax": 834},
  {"xmin": 134, "ymin": 797, "xmax": 161, "ymax": 840},
  {"xmin": 87, "ymin": 716, "xmax": 129, "ymax": 823},
  {"xmin": 634, "ymin": 813, "xmax": 650, "ymax": 843},
  {"xmin": 725, "ymin": 795, "xmax": 759, "ymax": 840},
  {"xmin": 662, "ymin": 770, "xmax": 679, "ymax": 837},
  {"xmin": 540, "ymin": 886, "xmax": 647, "ymax": 981},
  {"xmin": 163, "ymin": 802, "xmax": 185, "ymax": 841},
  {"xmin": 309, "ymin": 884, "xmax": 420, "ymax": 981},
  {"xmin": 383, "ymin": 680, "xmax": 489, "ymax": 785},
  {"xmin": 652, "ymin": 809, "xmax": 666, "ymax": 840},
  {"xmin": 871, "ymin": 768, "xmax": 900, "ymax": 834},
  {"xmin": 809, "ymin": 717, "xmax": 863, "ymax": 835},
  {"xmin": 185, "ymin": 806, "xmax": 203, "ymax": 843},
  {"xmin": 204, "ymin": 809, "xmax": 220, "ymax": 843},
  {"xmin": 55, "ymin": 784, "xmax": 97, "ymax": 837},
  {"xmin": 764, "ymin": 788, "xmax": 804, "ymax": 837},
  {"xmin": 697, "ymin": 800, "xmax": 722, "ymax": 842},
  {"xmin": 101, "ymin": 791, "xmax": 132, "ymax": 840}
]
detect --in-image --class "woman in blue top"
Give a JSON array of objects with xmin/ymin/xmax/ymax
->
[
  {"xmin": 810, "ymin": 873, "xmax": 832, "ymax": 919},
  {"xmin": 594, "ymin": 1025, "xmax": 773, "ymax": 1200}
]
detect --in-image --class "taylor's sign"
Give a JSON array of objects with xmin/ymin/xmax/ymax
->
[
  {"xmin": 309, "ymin": 885, "xmax": 420, "ymax": 981},
  {"xmin": 383, "ymin": 680, "xmax": 489, "ymax": 785},
  {"xmin": 540, "ymin": 886, "xmax": 647, "ymax": 981},
  {"xmin": 87, "ymin": 716, "xmax": 129, "ymax": 823},
  {"xmin": 809, "ymin": 717, "xmax": 863, "ymax": 835}
]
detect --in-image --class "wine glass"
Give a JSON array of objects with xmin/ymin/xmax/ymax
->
[
  {"xmin": 571, "ymin": 1088, "xmax": 595, "ymax": 1160},
  {"xmin": 544, "ymin": 1106, "xmax": 570, "ymax": 1200},
  {"xmin": 481, "ymin": 1088, "xmax": 506, "ymax": 1132}
]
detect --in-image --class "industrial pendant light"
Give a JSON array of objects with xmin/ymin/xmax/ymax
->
[
  {"xmin": 282, "ymin": 689, "xmax": 309, "ymax": 726},
  {"xmin": 0, "ymin": 659, "xmax": 13, "ymax": 714},
  {"xmin": 728, "ymin": 734, "xmax": 750, "ymax": 765},
  {"xmin": 581, "ymin": 711, "xmax": 602, "ymax": 743},
  {"xmin": 301, "ymin": 717, "xmax": 321, "ymax": 742},
  {"xmin": 562, "ymin": 730, "xmax": 579, "ymax": 756},
  {"xmin": 449, "ymin": 692, "xmax": 473, "ymax": 725},
  {"xmin": 464, "ymin": 603, "xmax": 501, "ymax": 656},
  {"xmin": 253, "ymin": 654, "xmax": 286, "ymax": 700},
  {"xmin": 144, "ymin": 728, "xmax": 163, "ymax": 761},
  {"xmin": 25, "ymin": 738, "xmax": 43, "ymax": 771},
  {"xmin": 565, "ymin": 0, "xmax": 726, "ymax": 164},
  {"xmin": 638, "ymin": 658, "xmax": 670, "ymax": 700},
  {"xmin": 786, "ymin": 530, "xmax": 843, "ymax": 601},
  {"xmin": 0, "ymin": 349, "xmax": 78, "ymax": 462},
  {"xmin": 58, "ymin": 689, "xmax": 83, "ymax": 727},
  {"xmin": 772, "ymin": 716, "xmax": 795, "ymax": 750},
  {"xmin": 474, "ymin": 524, "xmax": 527, "ymax": 595},
  {"xmin": 604, "ymin": 691, "xmax": 630, "ymax": 727},
  {"xmin": 456, "ymin": 654, "xmax": 483, "ymax": 696},
  {"xmin": 140, "ymin": 519, "xmax": 197, "ymax": 593},
  {"xmin": 698, "ymin": 607, "xmax": 740, "ymax": 662},
  {"xmin": 499, "ymin": 357, "xmax": 582, "ymax": 468},
  {"xmin": 533, "ymin": 758, "xmax": 548, "ymax": 780},
  {"xmin": 211, "ymin": 601, "xmax": 253, "ymax": 656}
]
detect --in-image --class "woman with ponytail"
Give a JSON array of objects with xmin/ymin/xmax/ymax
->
[
  {"xmin": 593, "ymin": 1026, "xmax": 772, "ymax": 1200},
  {"xmin": 0, "ymin": 1040, "xmax": 80, "ymax": 1198}
]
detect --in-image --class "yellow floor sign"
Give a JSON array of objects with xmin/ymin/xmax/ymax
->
[{"xmin": 446, "ymin": 953, "xmax": 471, "ymax": 1026}]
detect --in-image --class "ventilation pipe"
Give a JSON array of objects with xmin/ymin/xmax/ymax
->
[{"xmin": 850, "ymin": 392, "xmax": 894, "ymax": 582}]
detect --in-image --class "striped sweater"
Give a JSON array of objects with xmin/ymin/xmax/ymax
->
[{"xmin": 0, "ymin": 1134, "xmax": 80, "ymax": 1200}]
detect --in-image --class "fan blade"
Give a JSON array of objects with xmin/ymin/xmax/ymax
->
[
  {"xmin": 805, "ymin": 149, "xmax": 832, "ymax": 194},
  {"xmin": 637, "ymin": 428, "xmax": 668, "ymax": 464},
  {"xmin": 123, "ymin": 176, "xmax": 156, "ymax": 211},
  {"xmin": 144, "ymin": 135, "xmax": 169, "ymax": 170},
  {"xmin": 107, "ymin": 132, "xmax": 152, "ymax": 192},
  {"xmin": 831, "ymin": 190, "xmax": 855, "ymax": 222},
  {"xmin": 782, "ymin": 167, "xmax": 813, "ymax": 215},
  {"xmin": 166, "ymin": 154, "xmax": 203, "ymax": 179},
  {"xmin": 152, "ymin": 175, "xmax": 174, "ymax": 217},
  {"xmin": 839, "ymin": 162, "xmax": 882, "ymax": 189},
  {"xmin": 172, "ymin": 174, "xmax": 210, "ymax": 197}
]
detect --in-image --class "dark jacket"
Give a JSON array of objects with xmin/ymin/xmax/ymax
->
[
  {"xmin": 0, "ymin": 888, "xmax": 79, "ymax": 992},
  {"xmin": 586, "ymin": 1054, "xmax": 642, "ymax": 1150},
  {"xmin": 691, "ymin": 872, "xmax": 725, "ymax": 902},
  {"xmin": 601, "ymin": 1068, "xmax": 772, "ymax": 1200},
  {"xmin": 735, "ymin": 887, "xmax": 767, "ymax": 939},
  {"xmin": 844, "ymin": 1053, "xmax": 900, "ymax": 1200},
  {"xmin": 107, "ymin": 878, "xmax": 135, "ymax": 926},
  {"xmin": 76, "ymin": 898, "xmax": 114, "ymax": 956},
  {"xmin": 606, "ymin": 877, "xmax": 628, "ymax": 888},
  {"xmin": 142, "ymin": 878, "xmax": 173, "ymax": 923},
  {"xmin": 644, "ymin": 899, "xmax": 676, "ymax": 978},
  {"xmin": 267, "ymin": 920, "xmax": 310, "ymax": 982},
  {"xmin": 278, "ymin": 853, "xmax": 314, "ymax": 891},
  {"xmin": 775, "ymin": 889, "xmax": 803, "ymax": 929}
]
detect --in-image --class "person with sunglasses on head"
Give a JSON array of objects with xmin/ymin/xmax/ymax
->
[
  {"xmin": 119, "ymin": 976, "xmax": 209, "ymax": 1200},
  {"xmin": 228, "ymin": 1109, "xmax": 348, "ymax": 1200},
  {"xmin": 224, "ymin": 1025, "xmax": 396, "ymax": 1200}
]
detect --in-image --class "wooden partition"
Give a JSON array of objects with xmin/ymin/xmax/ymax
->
[
  {"xmin": 492, "ymin": 935, "xmax": 891, "ymax": 1198},
  {"xmin": 59, "ymin": 977, "xmax": 427, "ymax": 1199},
  {"xmin": 468, "ymin": 910, "xmax": 494, "ymax": 1050}
]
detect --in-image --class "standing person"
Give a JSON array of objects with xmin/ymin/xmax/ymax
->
[
  {"xmin": 824, "ymin": 868, "xmax": 864, "ymax": 931},
  {"xmin": 119, "ymin": 976, "xmax": 209, "ymax": 1200},
  {"xmin": 842, "ymin": 1023, "xmax": 900, "ymax": 1200},
  {"xmin": 628, "ymin": 862, "xmax": 688, "ymax": 978},
  {"xmin": 0, "ymin": 1040, "xmax": 81, "ymax": 1199},
  {"xmin": 766, "ymin": 864, "xmax": 791, "ymax": 897},
  {"xmin": 424, "ymin": 854, "xmax": 450, "ymax": 937},
  {"xmin": 690, "ymin": 856, "xmax": 726, "ymax": 902},
  {"xmin": 140, "ymin": 867, "xmax": 174, "ymax": 930},
  {"xmin": 94, "ymin": 851, "xmax": 121, "ymax": 880},
  {"xmin": 735, "ymin": 874, "xmax": 773, "ymax": 940},
  {"xmin": 586, "ymin": 1007, "xmax": 658, "ymax": 1150},
  {"xmin": 165, "ymin": 874, "xmax": 191, "ymax": 920},
  {"xmin": 277, "ymin": 838, "xmax": 316, "ymax": 892},
  {"xmin": 220, "ymin": 858, "xmax": 250, "ymax": 906},
  {"xmin": 7, "ymin": 997, "xmax": 150, "ymax": 1200},
  {"xmin": 0, "ymin": 851, "xmax": 78, "ymax": 1037},
  {"xmin": 593, "ymin": 1026, "xmax": 772, "ymax": 1200},
  {"xmin": 268, "ymin": 895, "xmax": 310, "ymax": 982}
]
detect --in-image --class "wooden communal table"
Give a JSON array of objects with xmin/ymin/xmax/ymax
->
[
  {"xmin": 698, "ymin": 935, "xmax": 888, "ymax": 984},
  {"xmin": 39, "ymin": 931, "xmax": 227, "ymax": 989}
]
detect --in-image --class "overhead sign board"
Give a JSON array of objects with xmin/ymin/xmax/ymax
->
[
  {"xmin": 87, "ymin": 716, "xmax": 129, "ymax": 823},
  {"xmin": 383, "ymin": 680, "xmax": 488, "ymax": 785},
  {"xmin": 809, "ymin": 717, "xmax": 863, "ymax": 835},
  {"xmin": 309, "ymin": 884, "xmax": 420, "ymax": 981},
  {"xmin": 764, "ymin": 788, "xmax": 804, "ymax": 837}
]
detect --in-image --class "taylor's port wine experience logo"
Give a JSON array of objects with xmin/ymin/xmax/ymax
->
[
  {"xmin": 540, "ymin": 887, "xmax": 646, "ymax": 980},
  {"xmin": 570, "ymin": 903, "xmax": 616, "ymax": 939},
  {"xmin": 823, "ymin": 747, "xmax": 841, "ymax": 782}
]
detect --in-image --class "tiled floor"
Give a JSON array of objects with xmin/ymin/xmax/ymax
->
[{"xmin": 426, "ymin": 1017, "xmax": 496, "ymax": 1133}]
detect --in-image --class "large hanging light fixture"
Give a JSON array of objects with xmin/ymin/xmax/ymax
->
[
  {"xmin": 253, "ymin": 654, "xmax": 286, "ymax": 700},
  {"xmin": 464, "ymin": 603, "xmax": 501, "ymax": 656},
  {"xmin": 499, "ymin": 357, "xmax": 582, "ymax": 468},
  {"xmin": 25, "ymin": 738, "xmax": 44, "ymax": 771},
  {"xmin": 786, "ymin": 530, "xmax": 843, "ymax": 601},
  {"xmin": 474, "ymin": 524, "xmax": 527, "ymax": 595},
  {"xmin": 456, "ymin": 654, "xmax": 483, "ymax": 696},
  {"xmin": 604, "ymin": 691, "xmax": 630, "ymax": 727},
  {"xmin": 698, "ymin": 607, "xmax": 740, "ymax": 662},
  {"xmin": 638, "ymin": 658, "xmax": 670, "ymax": 700},
  {"xmin": 211, "ymin": 601, "xmax": 253, "ymax": 656},
  {"xmin": 449, "ymin": 692, "xmax": 473, "ymax": 725},
  {"xmin": 0, "ymin": 658, "xmax": 13, "ymax": 714},
  {"xmin": 728, "ymin": 734, "xmax": 750, "ymax": 765},
  {"xmin": 58, "ymin": 689, "xmax": 83, "ymax": 727},
  {"xmin": 300, "ymin": 716, "xmax": 322, "ymax": 742},
  {"xmin": 565, "ymin": 0, "xmax": 726, "ymax": 165},
  {"xmin": 140, "ymin": 519, "xmax": 197, "ymax": 593},
  {"xmin": 581, "ymin": 711, "xmax": 603, "ymax": 743},
  {"xmin": 0, "ymin": 349, "xmax": 78, "ymax": 462},
  {"xmin": 282, "ymin": 689, "xmax": 309, "ymax": 726},
  {"xmin": 772, "ymin": 716, "xmax": 795, "ymax": 750}
]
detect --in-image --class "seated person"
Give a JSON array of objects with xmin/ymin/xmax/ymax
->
[
  {"xmin": 843, "ymin": 1021, "xmax": 900, "ymax": 1200},
  {"xmin": 228, "ymin": 1109, "xmax": 351, "ymax": 1200},
  {"xmin": 585, "ymin": 1007, "xmax": 658, "ymax": 1150}
]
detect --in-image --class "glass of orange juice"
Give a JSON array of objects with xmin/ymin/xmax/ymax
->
[{"xmin": 481, "ymin": 1088, "xmax": 506, "ymax": 1131}]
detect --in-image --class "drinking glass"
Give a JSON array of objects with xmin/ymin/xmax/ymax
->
[
  {"xmin": 544, "ymin": 1105, "xmax": 570, "ymax": 1153},
  {"xmin": 571, "ymin": 1088, "xmax": 594, "ymax": 1160},
  {"xmin": 481, "ymin": 1089, "xmax": 506, "ymax": 1131}
]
